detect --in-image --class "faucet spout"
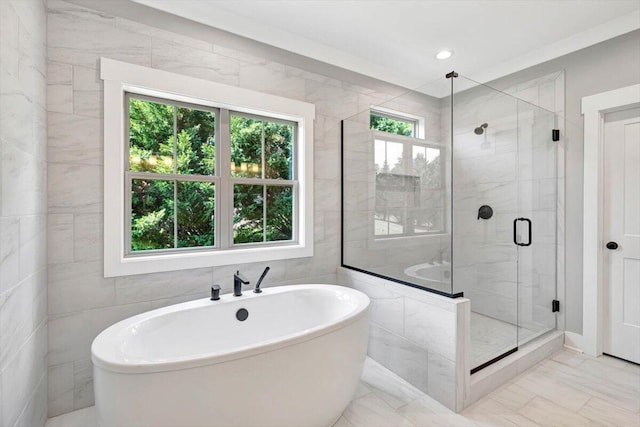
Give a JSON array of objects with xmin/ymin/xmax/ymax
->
[{"xmin": 233, "ymin": 270, "xmax": 250, "ymax": 297}]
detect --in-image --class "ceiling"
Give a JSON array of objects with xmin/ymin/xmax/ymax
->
[{"xmin": 132, "ymin": 0, "xmax": 639, "ymax": 93}]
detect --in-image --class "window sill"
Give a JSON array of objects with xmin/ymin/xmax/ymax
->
[{"xmin": 105, "ymin": 244, "xmax": 313, "ymax": 277}]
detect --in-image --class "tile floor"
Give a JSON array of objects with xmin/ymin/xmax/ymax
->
[{"xmin": 46, "ymin": 348, "xmax": 640, "ymax": 427}]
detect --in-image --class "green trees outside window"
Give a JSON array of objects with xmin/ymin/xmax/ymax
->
[
  {"xmin": 370, "ymin": 113, "xmax": 415, "ymax": 136},
  {"xmin": 230, "ymin": 115, "xmax": 294, "ymax": 244},
  {"xmin": 128, "ymin": 96, "xmax": 295, "ymax": 253}
]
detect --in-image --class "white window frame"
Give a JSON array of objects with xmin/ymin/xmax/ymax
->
[{"xmin": 101, "ymin": 58, "xmax": 314, "ymax": 277}]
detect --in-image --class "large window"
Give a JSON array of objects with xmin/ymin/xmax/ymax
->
[
  {"xmin": 371, "ymin": 110, "xmax": 443, "ymax": 237},
  {"xmin": 126, "ymin": 96, "xmax": 296, "ymax": 255},
  {"xmin": 102, "ymin": 58, "xmax": 314, "ymax": 277}
]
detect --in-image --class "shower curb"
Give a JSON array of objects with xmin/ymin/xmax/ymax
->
[{"xmin": 464, "ymin": 330, "xmax": 564, "ymax": 408}]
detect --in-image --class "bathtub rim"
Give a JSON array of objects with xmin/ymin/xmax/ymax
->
[{"xmin": 91, "ymin": 284, "xmax": 370, "ymax": 374}]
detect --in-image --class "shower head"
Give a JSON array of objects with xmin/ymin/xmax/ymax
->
[{"xmin": 474, "ymin": 123, "xmax": 488, "ymax": 135}]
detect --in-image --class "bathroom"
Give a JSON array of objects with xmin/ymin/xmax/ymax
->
[{"xmin": 1, "ymin": 0, "xmax": 639, "ymax": 426}]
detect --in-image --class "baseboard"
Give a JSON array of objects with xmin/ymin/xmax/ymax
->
[{"xmin": 564, "ymin": 331, "xmax": 584, "ymax": 352}]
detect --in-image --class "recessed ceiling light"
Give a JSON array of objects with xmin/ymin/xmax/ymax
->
[{"xmin": 436, "ymin": 50, "xmax": 453, "ymax": 60}]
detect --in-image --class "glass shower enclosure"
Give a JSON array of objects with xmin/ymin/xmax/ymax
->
[{"xmin": 341, "ymin": 72, "xmax": 558, "ymax": 372}]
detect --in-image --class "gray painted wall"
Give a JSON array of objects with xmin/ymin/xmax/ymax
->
[
  {"xmin": 0, "ymin": 1, "xmax": 49, "ymax": 426},
  {"xmin": 479, "ymin": 30, "xmax": 640, "ymax": 334}
]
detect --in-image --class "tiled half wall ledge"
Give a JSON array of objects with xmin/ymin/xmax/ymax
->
[{"xmin": 338, "ymin": 267, "xmax": 471, "ymax": 411}]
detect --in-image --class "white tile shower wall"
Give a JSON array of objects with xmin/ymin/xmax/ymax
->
[
  {"xmin": 45, "ymin": 0, "xmax": 412, "ymax": 417},
  {"xmin": 0, "ymin": 1, "xmax": 49, "ymax": 426},
  {"xmin": 338, "ymin": 267, "xmax": 470, "ymax": 411},
  {"xmin": 451, "ymin": 72, "xmax": 565, "ymax": 334}
]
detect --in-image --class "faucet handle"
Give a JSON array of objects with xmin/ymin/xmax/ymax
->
[
  {"xmin": 210, "ymin": 284, "xmax": 221, "ymax": 301},
  {"xmin": 235, "ymin": 270, "xmax": 250, "ymax": 284}
]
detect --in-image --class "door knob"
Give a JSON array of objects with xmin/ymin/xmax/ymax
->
[{"xmin": 606, "ymin": 241, "xmax": 618, "ymax": 250}]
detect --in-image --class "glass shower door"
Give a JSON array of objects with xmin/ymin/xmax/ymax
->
[
  {"xmin": 455, "ymin": 77, "xmax": 558, "ymax": 372},
  {"xmin": 452, "ymin": 78, "xmax": 520, "ymax": 372},
  {"xmin": 516, "ymin": 100, "xmax": 557, "ymax": 346}
]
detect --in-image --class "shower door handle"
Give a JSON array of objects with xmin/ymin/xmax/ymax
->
[{"xmin": 513, "ymin": 218, "xmax": 532, "ymax": 247}]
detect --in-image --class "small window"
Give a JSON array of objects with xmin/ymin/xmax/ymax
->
[{"xmin": 370, "ymin": 111, "xmax": 416, "ymax": 137}]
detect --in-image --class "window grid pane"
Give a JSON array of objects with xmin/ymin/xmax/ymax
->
[
  {"xmin": 129, "ymin": 98, "xmax": 175, "ymax": 174},
  {"xmin": 264, "ymin": 121, "xmax": 294, "ymax": 180},
  {"xmin": 177, "ymin": 181, "xmax": 215, "ymax": 248},
  {"xmin": 266, "ymin": 185, "xmax": 293, "ymax": 242},
  {"xmin": 233, "ymin": 184, "xmax": 264, "ymax": 244},
  {"xmin": 176, "ymin": 106, "xmax": 216, "ymax": 176},
  {"xmin": 230, "ymin": 115, "xmax": 262, "ymax": 178},
  {"xmin": 131, "ymin": 178, "xmax": 175, "ymax": 251}
]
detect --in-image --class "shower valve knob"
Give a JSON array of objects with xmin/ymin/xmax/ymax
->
[{"xmin": 477, "ymin": 205, "xmax": 493, "ymax": 220}]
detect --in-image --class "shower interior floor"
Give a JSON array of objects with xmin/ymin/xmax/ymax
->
[{"xmin": 470, "ymin": 312, "xmax": 550, "ymax": 370}]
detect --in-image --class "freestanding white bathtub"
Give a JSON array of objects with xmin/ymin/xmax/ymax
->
[{"xmin": 91, "ymin": 284, "xmax": 370, "ymax": 427}]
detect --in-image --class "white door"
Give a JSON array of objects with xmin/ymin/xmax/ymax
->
[{"xmin": 603, "ymin": 107, "xmax": 640, "ymax": 364}]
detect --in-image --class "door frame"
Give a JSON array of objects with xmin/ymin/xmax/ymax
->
[{"xmin": 581, "ymin": 83, "xmax": 640, "ymax": 357}]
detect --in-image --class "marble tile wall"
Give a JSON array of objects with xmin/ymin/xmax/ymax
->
[
  {"xmin": 338, "ymin": 267, "xmax": 470, "ymax": 411},
  {"xmin": 0, "ymin": 1, "xmax": 49, "ymax": 426},
  {"xmin": 44, "ymin": 0, "xmax": 413, "ymax": 417}
]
